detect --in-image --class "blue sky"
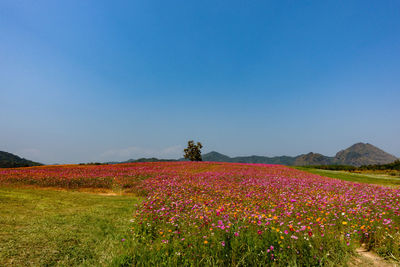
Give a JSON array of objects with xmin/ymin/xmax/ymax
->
[{"xmin": 1, "ymin": 0, "xmax": 399, "ymax": 164}]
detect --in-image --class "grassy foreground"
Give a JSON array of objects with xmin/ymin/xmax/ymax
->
[
  {"xmin": 0, "ymin": 187, "xmax": 140, "ymax": 266},
  {"xmin": 295, "ymin": 167, "xmax": 400, "ymax": 187}
]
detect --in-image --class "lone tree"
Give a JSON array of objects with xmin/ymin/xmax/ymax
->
[{"xmin": 183, "ymin": 140, "xmax": 203, "ymax": 161}]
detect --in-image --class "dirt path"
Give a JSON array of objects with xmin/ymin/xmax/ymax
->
[{"xmin": 350, "ymin": 247, "xmax": 398, "ymax": 267}]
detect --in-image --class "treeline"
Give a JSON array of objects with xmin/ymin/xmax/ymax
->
[
  {"xmin": 78, "ymin": 162, "xmax": 108, "ymax": 165},
  {"xmin": 303, "ymin": 160, "xmax": 400, "ymax": 171},
  {"xmin": 302, "ymin": 165, "xmax": 358, "ymax": 171},
  {"xmin": 78, "ymin": 158, "xmax": 178, "ymax": 165},
  {"xmin": 359, "ymin": 160, "xmax": 400, "ymax": 171}
]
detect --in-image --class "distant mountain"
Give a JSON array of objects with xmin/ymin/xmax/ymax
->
[
  {"xmin": 294, "ymin": 153, "xmax": 333, "ymax": 166},
  {"xmin": 107, "ymin": 142, "xmax": 397, "ymax": 167},
  {"xmin": 333, "ymin": 143, "xmax": 398, "ymax": 166},
  {"xmin": 200, "ymin": 143, "xmax": 398, "ymax": 166},
  {"xmin": 202, "ymin": 151, "xmax": 232, "ymax": 162},
  {"xmin": 0, "ymin": 151, "xmax": 43, "ymax": 168},
  {"xmin": 202, "ymin": 151, "xmax": 296, "ymax": 165}
]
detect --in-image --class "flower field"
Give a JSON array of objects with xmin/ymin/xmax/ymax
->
[{"xmin": 1, "ymin": 162, "xmax": 399, "ymax": 265}]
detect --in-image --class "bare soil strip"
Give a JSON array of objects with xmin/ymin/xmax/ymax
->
[{"xmin": 350, "ymin": 247, "xmax": 398, "ymax": 267}]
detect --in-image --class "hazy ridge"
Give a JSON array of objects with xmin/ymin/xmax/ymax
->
[
  {"xmin": 201, "ymin": 143, "xmax": 398, "ymax": 167},
  {"xmin": 1, "ymin": 142, "xmax": 397, "ymax": 168}
]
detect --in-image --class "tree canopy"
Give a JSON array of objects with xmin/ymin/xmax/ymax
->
[{"xmin": 183, "ymin": 141, "xmax": 203, "ymax": 161}]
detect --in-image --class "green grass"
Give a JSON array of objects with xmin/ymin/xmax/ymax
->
[
  {"xmin": 294, "ymin": 167, "xmax": 400, "ymax": 186},
  {"xmin": 0, "ymin": 187, "xmax": 140, "ymax": 266}
]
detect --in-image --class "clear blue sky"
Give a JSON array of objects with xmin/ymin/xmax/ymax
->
[{"xmin": 1, "ymin": 0, "xmax": 399, "ymax": 164}]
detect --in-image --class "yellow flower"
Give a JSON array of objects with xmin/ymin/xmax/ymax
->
[
  {"xmin": 342, "ymin": 221, "xmax": 347, "ymax": 225},
  {"xmin": 204, "ymin": 240, "xmax": 208, "ymax": 244}
]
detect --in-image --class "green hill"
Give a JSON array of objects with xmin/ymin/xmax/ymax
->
[{"xmin": 0, "ymin": 151, "xmax": 43, "ymax": 168}]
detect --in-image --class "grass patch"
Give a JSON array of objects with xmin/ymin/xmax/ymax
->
[
  {"xmin": 0, "ymin": 186, "xmax": 140, "ymax": 266},
  {"xmin": 294, "ymin": 167, "xmax": 400, "ymax": 187}
]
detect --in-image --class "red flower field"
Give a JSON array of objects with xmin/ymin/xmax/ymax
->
[{"xmin": 1, "ymin": 162, "xmax": 399, "ymax": 265}]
